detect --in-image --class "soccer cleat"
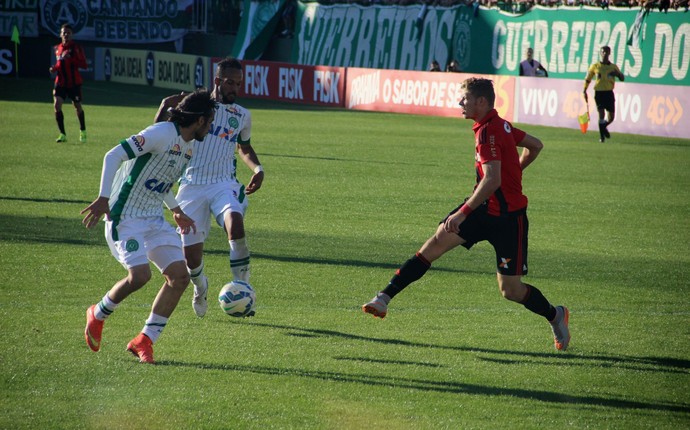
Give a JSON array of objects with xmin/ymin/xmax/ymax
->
[
  {"xmin": 84, "ymin": 304, "xmax": 104, "ymax": 352},
  {"xmin": 362, "ymin": 295, "xmax": 388, "ymax": 319},
  {"xmin": 126, "ymin": 333, "xmax": 155, "ymax": 364},
  {"xmin": 192, "ymin": 275, "xmax": 209, "ymax": 317},
  {"xmin": 599, "ymin": 138, "xmax": 605, "ymax": 143},
  {"xmin": 56, "ymin": 133, "xmax": 67, "ymax": 143},
  {"xmin": 550, "ymin": 306, "xmax": 570, "ymax": 351},
  {"xmin": 602, "ymin": 126, "xmax": 611, "ymax": 139},
  {"xmin": 79, "ymin": 130, "xmax": 87, "ymax": 143}
]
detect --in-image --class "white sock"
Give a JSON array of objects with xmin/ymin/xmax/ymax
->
[
  {"xmin": 376, "ymin": 292, "xmax": 391, "ymax": 305},
  {"xmin": 142, "ymin": 313, "xmax": 168, "ymax": 344},
  {"xmin": 189, "ymin": 262, "xmax": 207, "ymax": 292},
  {"xmin": 95, "ymin": 293, "xmax": 118, "ymax": 320},
  {"xmin": 229, "ymin": 237, "xmax": 250, "ymax": 282}
]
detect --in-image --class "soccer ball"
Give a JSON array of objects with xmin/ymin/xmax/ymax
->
[{"xmin": 218, "ymin": 280, "xmax": 256, "ymax": 317}]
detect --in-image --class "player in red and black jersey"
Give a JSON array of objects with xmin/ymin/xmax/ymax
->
[
  {"xmin": 50, "ymin": 24, "xmax": 88, "ymax": 143},
  {"xmin": 363, "ymin": 77, "xmax": 571, "ymax": 352}
]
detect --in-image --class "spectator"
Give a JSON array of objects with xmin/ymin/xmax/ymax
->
[
  {"xmin": 519, "ymin": 48, "xmax": 549, "ymax": 77},
  {"xmin": 416, "ymin": 0, "xmax": 429, "ymax": 40},
  {"xmin": 279, "ymin": 0, "xmax": 296, "ymax": 38},
  {"xmin": 429, "ymin": 60, "xmax": 441, "ymax": 72},
  {"xmin": 446, "ymin": 59, "xmax": 461, "ymax": 72},
  {"xmin": 673, "ymin": 0, "xmax": 689, "ymax": 10}
]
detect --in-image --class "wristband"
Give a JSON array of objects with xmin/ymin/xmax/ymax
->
[
  {"xmin": 459, "ymin": 204, "xmax": 473, "ymax": 216},
  {"xmin": 253, "ymin": 165, "xmax": 263, "ymax": 174}
]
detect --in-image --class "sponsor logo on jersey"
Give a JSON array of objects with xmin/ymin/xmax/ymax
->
[
  {"xmin": 132, "ymin": 135, "xmax": 145, "ymax": 152},
  {"xmin": 211, "ymin": 125, "xmax": 236, "ymax": 142},
  {"xmin": 144, "ymin": 178, "xmax": 174, "ymax": 194},
  {"xmin": 125, "ymin": 238, "xmax": 139, "ymax": 252},
  {"xmin": 169, "ymin": 143, "xmax": 182, "ymax": 156},
  {"xmin": 185, "ymin": 148, "xmax": 193, "ymax": 160},
  {"xmin": 489, "ymin": 135, "xmax": 497, "ymax": 158}
]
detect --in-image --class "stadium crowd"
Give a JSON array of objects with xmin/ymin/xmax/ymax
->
[
  {"xmin": 205, "ymin": 0, "xmax": 686, "ymax": 38},
  {"xmin": 301, "ymin": 0, "xmax": 688, "ymax": 13}
]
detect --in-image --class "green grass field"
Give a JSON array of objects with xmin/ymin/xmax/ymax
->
[{"xmin": 1, "ymin": 77, "xmax": 689, "ymax": 429}]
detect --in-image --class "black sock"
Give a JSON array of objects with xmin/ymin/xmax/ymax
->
[
  {"xmin": 78, "ymin": 110, "xmax": 86, "ymax": 130},
  {"xmin": 598, "ymin": 121, "xmax": 605, "ymax": 139},
  {"xmin": 521, "ymin": 284, "xmax": 556, "ymax": 321},
  {"xmin": 56, "ymin": 111, "xmax": 65, "ymax": 134},
  {"xmin": 382, "ymin": 252, "xmax": 431, "ymax": 299}
]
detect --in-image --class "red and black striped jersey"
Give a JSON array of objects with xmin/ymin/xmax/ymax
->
[
  {"xmin": 53, "ymin": 41, "xmax": 87, "ymax": 88},
  {"xmin": 472, "ymin": 109, "xmax": 528, "ymax": 216}
]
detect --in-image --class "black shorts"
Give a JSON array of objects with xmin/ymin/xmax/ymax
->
[
  {"xmin": 54, "ymin": 85, "xmax": 83, "ymax": 103},
  {"xmin": 594, "ymin": 90, "xmax": 615, "ymax": 112},
  {"xmin": 443, "ymin": 202, "xmax": 529, "ymax": 276}
]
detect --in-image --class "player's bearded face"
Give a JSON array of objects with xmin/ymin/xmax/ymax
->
[{"xmin": 218, "ymin": 70, "xmax": 243, "ymax": 104}]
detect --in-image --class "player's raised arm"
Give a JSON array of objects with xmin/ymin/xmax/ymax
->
[{"xmin": 154, "ymin": 92, "xmax": 188, "ymax": 123}]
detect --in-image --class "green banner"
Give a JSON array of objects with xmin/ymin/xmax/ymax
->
[
  {"xmin": 291, "ymin": 3, "xmax": 689, "ymax": 86},
  {"xmin": 231, "ymin": 0, "xmax": 285, "ymax": 59},
  {"xmin": 475, "ymin": 6, "xmax": 688, "ymax": 85}
]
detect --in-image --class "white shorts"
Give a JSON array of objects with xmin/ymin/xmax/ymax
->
[
  {"xmin": 105, "ymin": 216, "xmax": 185, "ymax": 272},
  {"xmin": 176, "ymin": 180, "xmax": 248, "ymax": 247}
]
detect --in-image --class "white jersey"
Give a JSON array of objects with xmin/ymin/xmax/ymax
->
[
  {"xmin": 520, "ymin": 59, "xmax": 543, "ymax": 77},
  {"xmin": 109, "ymin": 122, "xmax": 194, "ymax": 220},
  {"xmin": 180, "ymin": 102, "xmax": 251, "ymax": 185}
]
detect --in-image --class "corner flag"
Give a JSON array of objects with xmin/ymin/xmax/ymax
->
[
  {"xmin": 11, "ymin": 25, "xmax": 20, "ymax": 44},
  {"xmin": 11, "ymin": 25, "xmax": 20, "ymax": 78},
  {"xmin": 578, "ymin": 111, "xmax": 589, "ymax": 134}
]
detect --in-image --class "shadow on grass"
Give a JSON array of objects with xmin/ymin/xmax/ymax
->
[
  {"xmin": 333, "ymin": 356, "xmax": 443, "ymax": 368},
  {"xmin": 157, "ymin": 358, "xmax": 690, "ymax": 414},
  {"xmin": 260, "ymin": 151, "xmax": 438, "ymax": 167},
  {"xmin": 0, "ymin": 78, "xmax": 356, "ymax": 113},
  {"xmin": 0, "ymin": 211, "xmax": 475, "ymax": 274},
  {"xmin": 0, "ymin": 204, "xmax": 684, "ymax": 281},
  {"xmin": 1, "ymin": 78, "xmax": 182, "ymax": 108},
  {"xmin": 0, "ymin": 196, "xmax": 91, "ymax": 204},
  {"xmin": 476, "ymin": 355, "xmax": 689, "ymax": 375},
  {"xmin": 238, "ymin": 321, "xmax": 690, "ymax": 376}
]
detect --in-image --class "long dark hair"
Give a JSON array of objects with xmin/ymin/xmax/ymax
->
[{"xmin": 168, "ymin": 89, "xmax": 215, "ymax": 127}]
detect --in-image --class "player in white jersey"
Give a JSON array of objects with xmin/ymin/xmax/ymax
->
[
  {"xmin": 155, "ymin": 58, "xmax": 264, "ymax": 318},
  {"xmin": 81, "ymin": 90, "xmax": 216, "ymax": 363}
]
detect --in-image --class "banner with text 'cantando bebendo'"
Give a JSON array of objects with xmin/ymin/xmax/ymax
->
[{"xmin": 39, "ymin": 0, "xmax": 193, "ymax": 44}]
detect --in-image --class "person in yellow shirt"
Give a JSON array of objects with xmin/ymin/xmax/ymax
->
[{"xmin": 583, "ymin": 46, "xmax": 625, "ymax": 143}]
